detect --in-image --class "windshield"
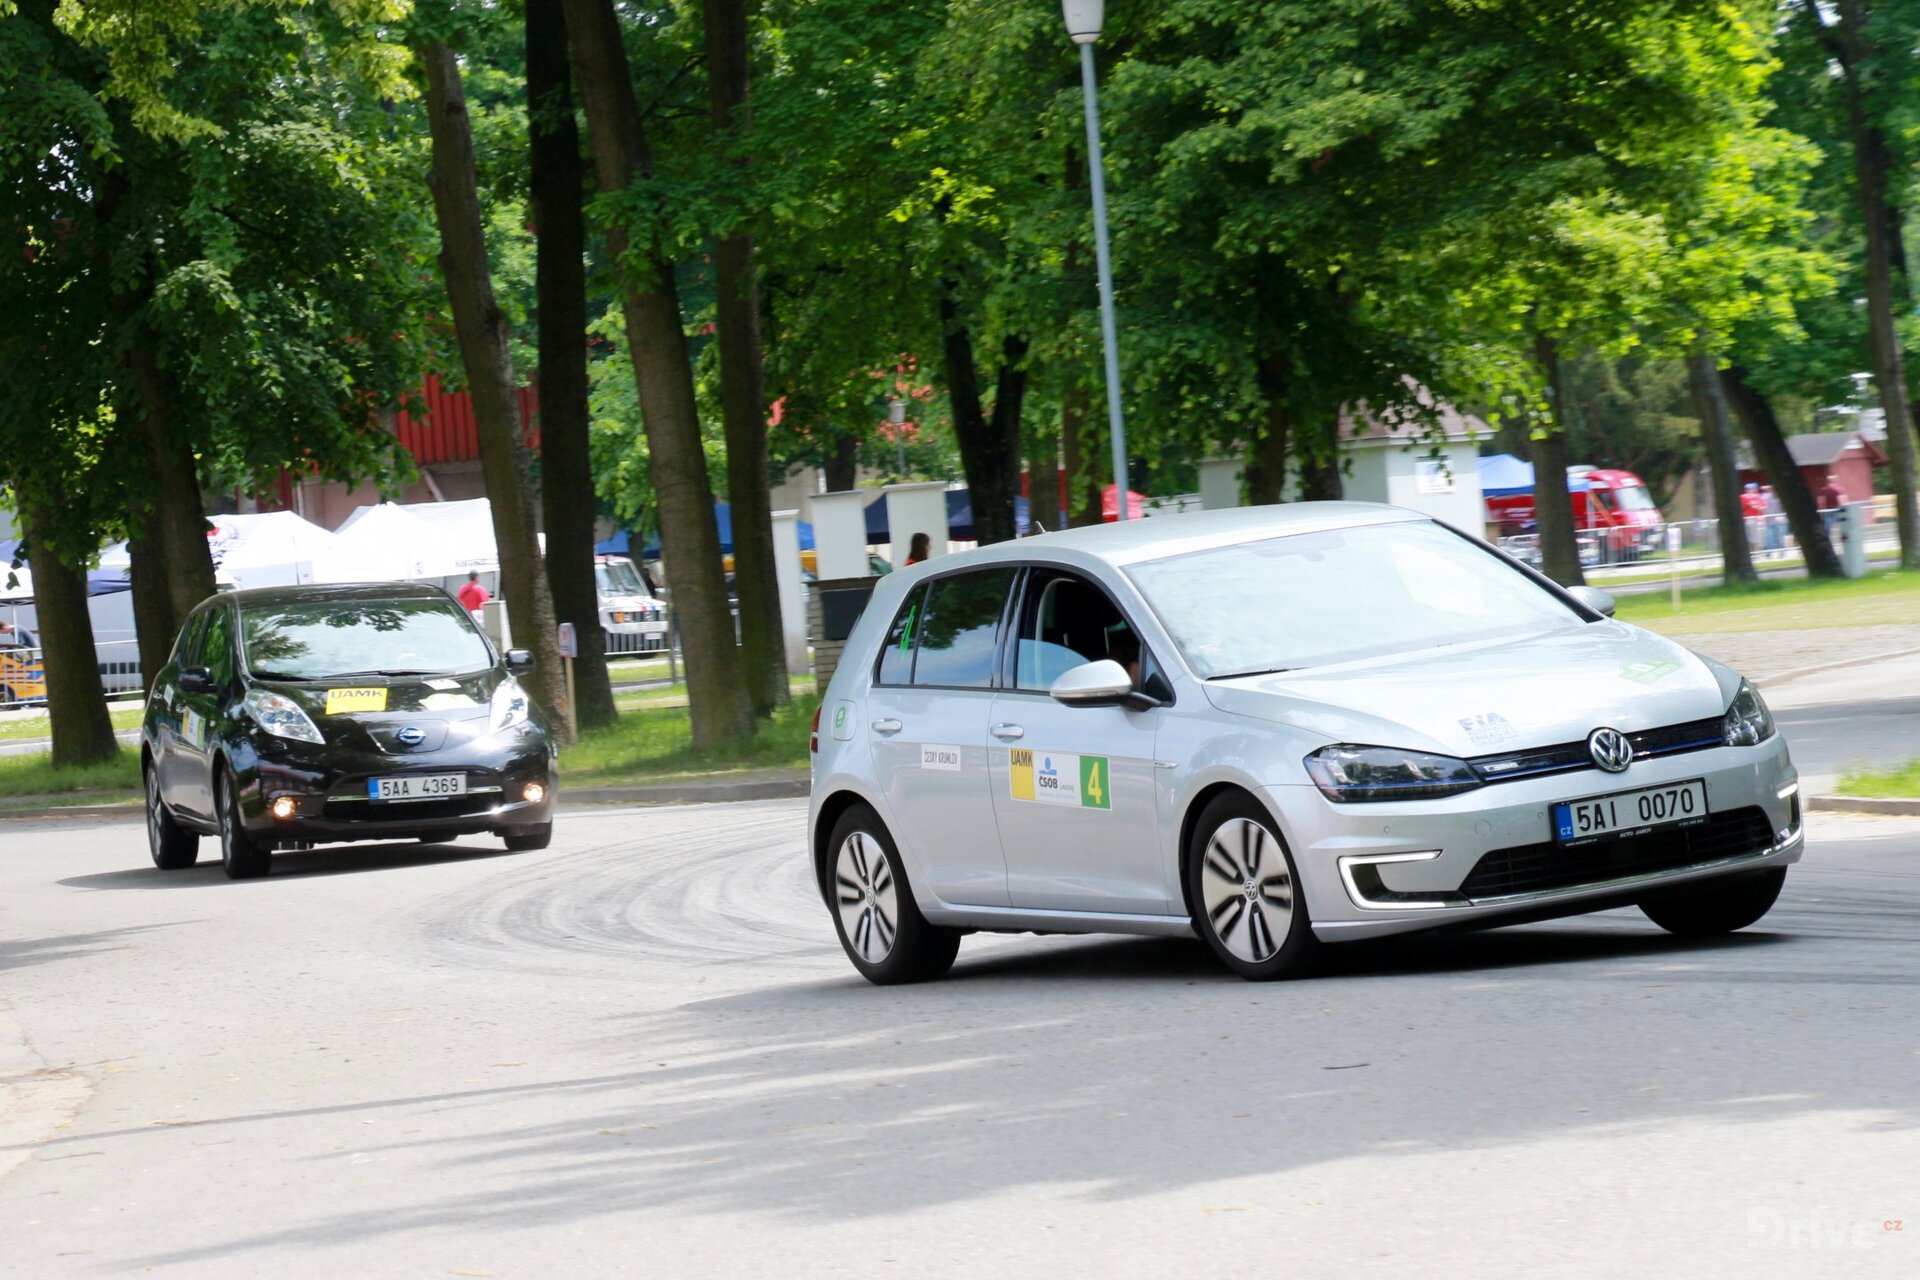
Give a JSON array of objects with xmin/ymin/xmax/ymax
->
[
  {"xmin": 1126, "ymin": 521, "xmax": 1583, "ymax": 678},
  {"xmin": 240, "ymin": 598, "xmax": 494, "ymax": 680},
  {"xmin": 1610, "ymin": 483, "xmax": 1657, "ymax": 512},
  {"xmin": 596, "ymin": 560, "xmax": 648, "ymax": 597}
]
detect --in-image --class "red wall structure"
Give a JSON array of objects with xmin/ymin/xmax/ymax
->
[{"xmin": 393, "ymin": 375, "xmax": 542, "ymax": 464}]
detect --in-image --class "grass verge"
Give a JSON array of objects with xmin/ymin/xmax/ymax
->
[
  {"xmin": 1612, "ymin": 568, "xmax": 1920, "ymax": 635},
  {"xmin": 0, "ymin": 707, "xmax": 143, "ymax": 744},
  {"xmin": 1838, "ymin": 759, "xmax": 1920, "ymax": 800},
  {"xmin": 0, "ymin": 748, "xmax": 140, "ymax": 802},
  {"xmin": 563, "ymin": 691, "xmax": 818, "ymax": 786}
]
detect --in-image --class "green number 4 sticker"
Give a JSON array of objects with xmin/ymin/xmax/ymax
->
[{"xmin": 1078, "ymin": 755, "xmax": 1111, "ymax": 809}]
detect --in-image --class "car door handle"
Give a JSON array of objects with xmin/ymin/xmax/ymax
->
[
  {"xmin": 991, "ymin": 723, "xmax": 1025, "ymax": 740},
  {"xmin": 871, "ymin": 718, "xmax": 903, "ymax": 735}
]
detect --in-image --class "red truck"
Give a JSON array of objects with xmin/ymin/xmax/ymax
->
[{"xmin": 1485, "ymin": 465, "xmax": 1664, "ymax": 564}]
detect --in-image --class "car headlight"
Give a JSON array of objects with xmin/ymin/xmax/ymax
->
[
  {"xmin": 1722, "ymin": 679, "xmax": 1775, "ymax": 746},
  {"xmin": 1305, "ymin": 744, "xmax": 1483, "ymax": 803},
  {"xmin": 244, "ymin": 689, "xmax": 324, "ymax": 744},
  {"xmin": 491, "ymin": 679, "xmax": 531, "ymax": 734}
]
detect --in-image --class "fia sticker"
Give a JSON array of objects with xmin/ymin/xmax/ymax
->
[
  {"xmin": 1009, "ymin": 748, "xmax": 1111, "ymax": 809},
  {"xmin": 1622, "ymin": 659, "xmax": 1682, "ymax": 685},
  {"xmin": 420, "ymin": 691, "xmax": 478, "ymax": 711},
  {"xmin": 921, "ymin": 744, "xmax": 962, "ymax": 771},
  {"xmin": 1459, "ymin": 712, "xmax": 1517, "ymax": 749},
  {"xmin": 426, "ymin": 678, "xmax": 461, "ymax": 691},
  {"xmin": 324, "ymin": 687, "xmax": 388, "ymax": 715}
]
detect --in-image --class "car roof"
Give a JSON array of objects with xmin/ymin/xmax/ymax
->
[
  {"xmin": 921, "ymin": 501, "xmax": 1423, "ymax": 572},
  {"xmin": 212, "ymin": 581, "xmax": 457, "ymax": 609}
]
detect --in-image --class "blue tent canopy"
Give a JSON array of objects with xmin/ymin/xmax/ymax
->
[
  {"xmin": 0, "ymin": 540, "xmax": 133, "ymax": 598},
  {"xmin": 864, "ymin": 490, "xmax": 1030, "ymax": 543},
  {"xmin": 1476, "ymin": 454, "xmax": 1590, "ymax": 497},
  {"xmin": 599, "ymin": 503, "xmax": 815, "ymax": 559}
]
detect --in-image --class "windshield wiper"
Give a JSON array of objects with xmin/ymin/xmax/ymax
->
[
  {"xmin": 1207, "ymin": 666, "xmax": 1298, "ymax": 681},
  {"xmin": 250, "ymin": 670, "xmax": 317, "ymax": 682},
  {"xmin": 323, "ymin": 668, "xmax": 448, "ymax": 680}
]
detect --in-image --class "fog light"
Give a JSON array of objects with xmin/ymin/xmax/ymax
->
[
  {"xmin": 522, "ymin": 781, "xmax": 547, "ymax": 805},
  {"xmin": 270, "ymin": 795, "xmax": 298, "ymax": 820}
]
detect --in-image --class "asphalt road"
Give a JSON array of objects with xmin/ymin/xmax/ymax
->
[{"xmin": 2, "ymin": 665, "xmax": 1918, "ymax": 1277}]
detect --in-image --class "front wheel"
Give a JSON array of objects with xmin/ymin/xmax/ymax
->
[
  {"xmin": 1187, "ymin": 791, "xmax": 1322, "ymax": 981},
  {"xmin": 504, "ymin": 824, "xmax": 552, "ymax": 852},
  {"xmin": 217, "ymin": 770, "xmax": 272, "ymax": 880},
  {"xmin": 146, "ymin": 764, "xmax": 199, "ymax": 870},
  {"xmin": 823, "ymin": 804, "xmax": 959, "ymax": 985},
  {"xmin": 1640, "ymin": 867, "xmax": 1786, "ymax": 936}
]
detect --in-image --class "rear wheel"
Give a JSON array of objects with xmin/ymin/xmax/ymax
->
[
  {"xmin": 504, "ymin": 824, "xmax": 552, "ymax": 852},
  {"xmin": 145, "ymin": 763, "xmax": 199, "ymax": 870},
  {"xmin": 1640, "ymin": 867, "xmax": 1786, "ymax": 936},
  {"xmin": 217, "ymin": 770, "xmax": 271, "ymax": 880},
  {"xmin": 1187, "ymin": 791, "xmax": 1322, "ymax": 981},
  {"xmin": 824, "ymin": 804, "xmax": 959, "ymax": 985}
]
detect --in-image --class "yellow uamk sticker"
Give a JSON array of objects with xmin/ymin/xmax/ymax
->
[
  {"xmin": 324, "ymin": 687, "xmax": 388, "ymax": 715},
  {"xmin": 1008, "ymin": 748, "xmax": 1110, "ymax": 810}
]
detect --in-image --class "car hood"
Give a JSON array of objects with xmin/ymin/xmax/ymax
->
[
  {"xmin": 260, "ymin": 668, "xmax": 509, "ymax": 751},
  {"xmin": 1201, "ymin": 622, "xmax": 1737, "ymax": 759}
]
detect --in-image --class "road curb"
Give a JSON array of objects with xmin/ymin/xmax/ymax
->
[
  {"xmin": 1759, "ymin": 645, "xmax": 1920, "ymax": 689},
  {"xmin": 0, "ymin": 800, "xmax": 141, "ymax": 822},
  {"xmin": 1808, "ymin": 794, "xmax": 1920, "ymax": 817}
]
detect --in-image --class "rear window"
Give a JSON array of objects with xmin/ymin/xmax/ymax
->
[{"xmin": 240, "ymin": 597, "xmax": 493, "ymax": 681}]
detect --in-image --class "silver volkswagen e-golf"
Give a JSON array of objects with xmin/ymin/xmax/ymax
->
[{"xmin": 807, "ymin": 504, "xmax": 1802, "ymax": 983}]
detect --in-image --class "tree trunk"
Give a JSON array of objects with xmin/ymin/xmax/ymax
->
[
  {"xmin": 128, "ymin": 348, "xmax": 216, "ymax": 630},
  {"xmin": 526, "ymin": 0, "xmax": 616, "ymax": 734},
  {"xmin": 1296, "ymin": 413, "xmax": 1342, "ymax": 501},
  {"xmin": 24, "ymin": 514, "xmax": 117, "ymax": 768},
  {"xmin": 561, "ymin": 0, "xmax": 752, "ymax": 747},
  {"xmin": 823, "ymin": 429, "xmax": 858, "ymax": 494},
  {"xmin": 1245, "ymin": 353, "xmax": 1290, "ymax": 505},
  {"xmin": 705, "ymin": 0, "xmax": 786, "ymax": 715},
  {"xmin": 419, "ymin": 40, "xmax": 574, "ymax": 741},
  {"xmin": 1684, "ymin": 346, "xmax": 1757, "ymax": 585},
  {"xmin": 1721, "ymin": 366, "xmax": 1844, "ymax": 578},
  {"xmin": 1027, "ymin": 414, "xmax": 1058, "ymax": 533},
  {"xmin": 1833, "ymin": 0, "xmax": 1920, "ymax": 568},
  {"xmin": 1061, "ymin": 387, "xmax": 1102, "ymax": 527},
  {"xmin": 126, "ymin": 524, "xmax": 179, "ymax": 690},
  {"xmin": 938, "ymin": 287, "xmax": 1027, "ymax": 545},
  {"xmin": 1532, "ymin": 335, "xmax": 1587, "ymax": 587}
]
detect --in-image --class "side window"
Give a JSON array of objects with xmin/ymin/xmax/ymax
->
[
  {"xmin": 202, "ymin": 608, "xmax": 235, "ymax": 688},
  {"xmin": 874, "ymin": 586, "xmax": 926, "ymax": 686},
  {"xmin": 1014, "ymin": 573, "xmax": 1131, "ymax": 691},
  {"xmin": 910, "ymin": 569, "xmax": 1017, "ymax": 689},
  {"xmin": 174, "ymin": 611, "xmax": 208, "ymax": 668}
]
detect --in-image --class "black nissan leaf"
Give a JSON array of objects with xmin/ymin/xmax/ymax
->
[{"xmin": 141, "ymin": 583, "xmax": 558, "ymax": 878}]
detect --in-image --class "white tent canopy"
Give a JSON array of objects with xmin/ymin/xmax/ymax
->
[{"xmin": 332, "ymin": 503, "xmax": 474, "ymax": 581}]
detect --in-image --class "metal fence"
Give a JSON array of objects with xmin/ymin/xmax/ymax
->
[
  {"xmin": 0, "ymin": 639, "xmax": 148, "ymax": 711},
  {"xmin": 1495, "ymin": 509, "xmax": 1899, "ymax": 575}
]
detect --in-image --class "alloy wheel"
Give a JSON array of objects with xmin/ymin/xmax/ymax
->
[
  {"xmin": 1198, "ymin": 817, "xmax": 1295, "ymax": 963},
  {"xmin": 834, "ymin": 831, "xmax": 899, "ymax": 964}
]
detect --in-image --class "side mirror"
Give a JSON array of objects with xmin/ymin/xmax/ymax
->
[
  {"xmin": 178, "ymin": 667, "xmax": 214, "ymax": 695},
  {"xmin": 1048, "ymin": 659, "xmax": 1135, "ymax": 709},
  {"xmin": 506, "ymin": 648, "xmax": 535, "ymax": 675},
  {"xmin": 1567, "ymin": 585, "xmax": 1617, "ymax": 618}
]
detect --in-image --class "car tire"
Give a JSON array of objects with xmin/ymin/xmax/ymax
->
[
  {"xmin": 146, "ymin": 763, "xmax": 199, "ymax": 870},
  {"xmin": 823, "ymin": 804, "xmax": 960, "ymax": 985},
  {"xmin": 1186, "ymin": 791, "xmax": 1322, "ymax": 981},
  {"xmin": 1640, "ymin": 867, "xmax": 1786, "ymax": 936},
  {"xmin": 0, "ymin": 685, "xmax": 15, "ymax": 706},
  {"xmin": 504, "ymin": 825, "xmax": 552, "ymax": 852},
  {"xmin": 217, "ymin": 770, "xmax": 272, "ymax": 880}
]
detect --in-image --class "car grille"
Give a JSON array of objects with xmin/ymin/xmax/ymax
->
[
  {"xmin": 1459, "ymin": 806, "xmax": 1776, "ymax": 900},
  {"xmin": 1471, "ymin": 716, "xmax": 1725, "ymax": 784},
  {"xmin": 322, "ymin": 794, "xmax": 497, "ymax": 824}
]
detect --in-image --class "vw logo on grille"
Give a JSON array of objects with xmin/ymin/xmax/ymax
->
[
  {"xmin": 1588, "ymin": 727, "xmax": 1633, "ymax": 773},
  {"xmin": 395, "ymin": 726, "xmax": 426, "ymax": 747}
]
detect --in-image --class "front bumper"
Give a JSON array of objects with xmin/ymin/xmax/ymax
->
[
  {"xmin": 237, "ymin": 730, "xmax": 556, "ymax": 847},
  {"xmin": 1272, "ymin": 737, "xmax": 1801, "ymax": 942}
]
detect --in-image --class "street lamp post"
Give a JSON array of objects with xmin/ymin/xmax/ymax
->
[
  {"xmin": 1063, "ymin": 0, "xmax": 1130, "ymax": 520},
  {"xmin": 887, "ymin": 397, "xmax": 908, "ymax": 477}
]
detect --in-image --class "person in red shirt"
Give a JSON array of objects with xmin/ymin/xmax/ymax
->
[
  {"xmin": 904, "ymin": 532, "xmax": 932, "ymax": 566},
  {"xmin": 456, "ymin": 571, "xmax": 491, "ymax": 614}
]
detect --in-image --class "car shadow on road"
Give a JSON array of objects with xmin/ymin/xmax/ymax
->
[
  {"xmin": 0, "ymin": 922, "xmax": 186, "ymax": 973},
  {"xmin": 56, "ymin": 841, "xmax": 519, "ymax": 890}
]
